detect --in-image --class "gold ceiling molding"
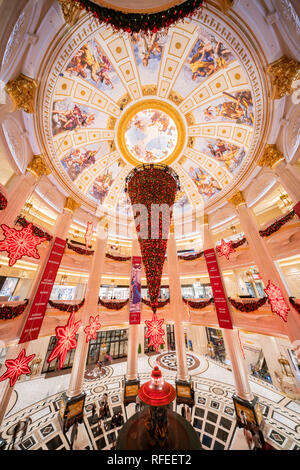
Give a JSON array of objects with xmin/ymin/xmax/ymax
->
[
  {"xmin": 214, "ymin": 0, "xmax": 234, "ymax": 13},
  {"xmin": 5, "ymin": 74, "xmax": 37, "ymax": 114},
  {"xmin": 258, "ymin": 144, "xmax": 285, "ymax": 169},
  {"xmin": 168, "ymin": 90, "xmax": 184, "ymax": 106},
  {"xmin": 227, "ymin": 190, "xmax": 246, "ymax": 208},
  {"xmin": 267, "ymin": 56, "xmax": 300, "ymax": 100},
  {"xmin": 90, "ymin": 0, "xmax": 186, "ymax": 14},
  {"xmin": 116, "ymin": 98, "xmax": 186, "ymax": 167},
  {"xmin": 142, "ymin": 85, "xmax": 158, "ymax": 96},
  {"xmin": 27, "ymin": 155, "xmax": 51, "ymax": 178},
  {"xmin": 64, "ymin": 196, "xmax": 81, "ymax": 212},
  {"xmin": 58, "ymin": 0, "xmax": 81, "ymax": 25},
  {"xmin": 185, "ymin": 112, "xmax": 195, "ymax": 126},
  {"xmin": 187, "ymin": 137, "xmax": 195, "ymax": 149},
  {"xmin": 107, "ymin": 116, "xmax": 117, "ymax": 130},
  {"xmin": 117, "ymin": 93, "xmax": 132, "ymax": 109}
]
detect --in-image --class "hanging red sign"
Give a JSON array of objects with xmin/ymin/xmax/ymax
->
[
  {"xmin": 294, "ymin": 201, "xmax": 300, "ymax": 219},
  {"xmin": 19, "ymin": 237, "xmax": 66, "ymax": 344},
  {"xmin": 85, "ymin": 221, "xmax": 93, "ymax": 249},
  {"xmin": 129, "ymin": 256, "xmax": 142, "ymax": 324},
  {"xmin": 204, "ymin": 248, "xmax": 233, "ymax": 329}
]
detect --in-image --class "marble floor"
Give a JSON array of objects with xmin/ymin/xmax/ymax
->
[{"xmin": 1, "ymin": 352, "xmax": 299, "ymax": 451}]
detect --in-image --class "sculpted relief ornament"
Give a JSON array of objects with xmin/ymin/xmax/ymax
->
[
  {"xmin": 5, "ymin": 74, "xmax": 37, "ymax": 113},
  {"xmin": 64, "ymin": 196, "xmax": 81, "ymax": 212},
  {"xmin": 27, "ymin": 155, "xmax": 51, "ymax": 178},
  {"xmin": 258, "ymin": 144, "xmax": 284, "ymax": 169},
  {"xmin": 267, "ymin": 56, "xmax": 300, "ymax": 100},
  {"xmin": 228, "ymin": 190, "xmax": 246, "ymax": 208},
  {"xmin": 58, "ymin": 0, "xmax": 81, "ymax": 25}
]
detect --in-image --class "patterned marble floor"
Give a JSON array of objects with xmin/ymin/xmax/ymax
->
[{"xmin": 0, "ymin": 353, "xmax": 299, "ymax": 451}]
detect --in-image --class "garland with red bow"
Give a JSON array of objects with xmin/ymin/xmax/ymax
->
[
  {"xmin": 105, "ymin": 253, "xmax": 131, "ymax": 262},
  {"xmin": 142, "ymin": 298, "xmax": 170, "ymax": 309},
  {"xmin": 182, "ymin": 297, "xmax": 214, "ymax": 309},
  {"xmin": 75, "ymin": 0, "xmax": 204, "ymax": 34},
  {"xmin": 15, "ymin": 216, "xmax": 53, "ymax": 241},
  {"xmin": 67, "ymin": 242, "xmax": 94, "ymax": 256},
  {"xmin": 98, "ymin": 298, "xmax": 129, "ymax": 310},
  {"xmin": 178, "ymin": 251, "xmax": 204, "ymax": 261},
  {"xmin": 228, "ymin": 297, "xmax": 267, "ymax": 312},
  {"xmin": 259, "ymin": 210, "xmax": 296, "ymax": 238},
  {"xmin": 289, "ymin": 297, "xmax": 300, "ymax": 314},
  {"xmin": 48, "ymin": 298, "xmax": 85, "ymax": 312},
  {"xmin": 0, "ymin": 191, "xmax": 7, "ymax": 210},
  {"xmin": 0, "ymin": 299, "xmax": 29, "ymax": 320}
]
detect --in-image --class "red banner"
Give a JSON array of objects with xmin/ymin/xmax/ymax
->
[
  {"xmin": 129, "ymin": 256, "xmax": 142, "ymax": 325},
  {"xmin": 19, "ymin": 237, "xmax": 66, "ymax": 343},
  {"xmin": 204, "ymin": 248, "xmax": 233, "ymax": 329},
  {"xmin": 294, "ymin": 201, "xmax": 300, "ymax": 219}
]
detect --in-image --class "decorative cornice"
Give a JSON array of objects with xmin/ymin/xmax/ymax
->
[
  {"xmin": 267, "ymin": 56, "xmax": 300, "ymax": 100},
  {"xmin": 228, "ymin": 190, "xmax": 246, "ymax": 208},
  {"xmin": 5, "ymin": 74, "xmax": 37, "ymax": 114},
  {"xmin": 64, "ymin": 196, "xmax": 80, "ymax": 212},
  {"xmin": 258, "ymin": 144, "xmax": 285, "ymax": 169},
  {"xmin": 27, "ymin": 155, "xmax": 51, "ymax": 178},
  {"xmin": 216, "ymin": 0, "xmax": 234, "ymax": 13},
  {"xmin": 58, "ymin": 0, "xmax": 81, "ymax": 25}
]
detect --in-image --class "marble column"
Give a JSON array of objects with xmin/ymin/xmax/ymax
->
[
  {"xmin": 228, "ymin": 191, "xmax": 300, "ymax": 370},
  {"xmin": 0, "ymin": 155, "xmax": 51, "ymax": 227},
  {"xmin": 67, "ymin": 220, "xmax": 108, "ymax": 398},
  {"xmin": 203, "ymin": 214, "xmax": 255, "ymax": 402},
  {"xmin": 126, "ymin": 238, "xmax": 141, "ymax": 381},
  {"xmin": 167, "ymin": 230, "xmax": 189, "ymax": 382}
]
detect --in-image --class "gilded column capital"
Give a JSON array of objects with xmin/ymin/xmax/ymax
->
[
  {"xmin": 5, "ymin": 74, "xmax": 37, "ymax": 114},
  {"xmin": 267, "ymin": 56, "xmax": 300, "ymax": 100},
  {"xmin": 203, "ymin": 213, "xmax": 209, "ymax": 224},
  {"xmin": 58, "ymin": 0, "xmax": 81, "ymax": 25},
  {"xmin": 258, "ymin": 144, "xmax": 285, "ymax": 169},
  {"xmin": 27, "ymin": 155, "xmax": 51, "ymax": 178},
  {"xmin": 64, "ymin": 196, "xmax": 80, "ymax": 212},
  {"xmin": 228, "ymin": 191, "xmax": 246, "ymax": 208},
  {"xmin": 216, "ymin": 0, "xmax": 234, "ymax": 13}
]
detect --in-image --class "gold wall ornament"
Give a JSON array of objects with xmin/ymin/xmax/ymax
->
[
  {"xmin": 267, "ymin": 56, "xmax": 300, "ymax": 100},
  {"xmin": 168, "ymin": 90, "xmax": 183, "ymax": 105},
  {"xmin": 27, "ymin": 155, "xmax": 51, "ymax": 178},
  {"xmin": 64, "ymin": 196, "xmax": 80, "ymax": 212},
  {"xmin": 107, "ymin": 116, "xmax": 117, "ymax": 130},
  {"xmin": 216, "ymin": 0, "xmax": 234, "ymax": 13},
  {"xmin": 187, "ymin": 137, "xmax": 195, "ymax": 148},
  {"xmin": 5, "ymin": 74, "xmax": 37, "ymax": 114},
  {"xmin": 185, "ymin": 112, "xmax": 195, "ymax": 126},
  {"xmin": 228, "ymin": 190, "xmax": 246, "ymax": 208},
  {"xmin": 58, "ymin": 0, "xmax": 81, "ymax": 25},
  {"xmin": 258, "ymin": 144, "xmax": 285, "ymax": 169},
  {"xmin": 117, "ymin": 93, "xmax": 132, "ymax": 110}
]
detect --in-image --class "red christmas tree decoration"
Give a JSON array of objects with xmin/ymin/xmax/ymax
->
[
  {"xmin": 84, "ymin": 315, "xmax": 101, "ymax": 343},
  {"xmin": 0, "ymin": 223, "xmax": 46, "ymax": 266},
  {"xmin": 47, "ymin": 312, "xmax": 82, "ymax": 369},
  {"xmin": 0, "ymin": 348, "xmax": 35, "ymax": 387},
  {"xmin": 217, "ymin": 239, "xmax": 235, "ymax": 260},
  {"xmin": 126, "ymin": 165, "xmax": 179, "ymax": 312},
  {"xmin": 264, "ymin": 280, "xmax": 289, "ymax": 322},
  {"xmin": 145, "ymin": 313, "xmax": 165, "ymax": 352}
]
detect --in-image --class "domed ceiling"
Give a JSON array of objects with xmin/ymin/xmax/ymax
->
[{"xmin": 36, "ymin": 10, "xmax": 266, "ymax": 221}]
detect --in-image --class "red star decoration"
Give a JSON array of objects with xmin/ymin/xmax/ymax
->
[
  {"xmin": 84, "ymin": 315, "xmax": 101, "ymax": 343},
  {"xmin": 217, "ymin": 239, "xmax": 235, "ymax": 260},
  {"xmin": 0, "ymin": 348, "xmax": 35, "ymax": 387},
  {"xmin": 264, "ymin": 280, "xmax": 289, "ymax": 322},
  {"xmin": 47, "ymin": 312, "xmax": 82, "ymax": 369},
  {"xmin": 0, "ymin": 224, "xmax": 46, "ymax": 266},
  {"xmin": 145, "ymin": 313, "xmax": 165, "ymax": 352}
]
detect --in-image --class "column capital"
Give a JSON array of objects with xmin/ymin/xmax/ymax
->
[
  {"xmin": 203, "ymin": 213, "xmax": 209, "ymax": 225},
  {"xmin": 227, "ymin": 190, "xmax": 246, "ymax": 208},
  {"xmin": 58, "ymin": 0, "xmax": 81, "ymax": 25},
  {"xmin": 258, "ymin": 144, "xmax": 285, "ymax": 169},
  {"xmin": 216, "ymin": 0, "xmax": 234, "ymax": 13},
  {"xmin": 64, "ymin": 196, "xmax": 80, "ymax": 213},
  {"xmin": 27, "ymin": 155, "xmax": 51, "ymax": 178},
  {"xmin": 267, "ymin": 56, "xmax": 300, "ymax": 100},
  {"xmin": 5, "ymin": 73, "xmax": 37, "ymax": 114}
]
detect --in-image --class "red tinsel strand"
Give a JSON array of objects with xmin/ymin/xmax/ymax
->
[
  {"xmin": 182, "ymin": 297, "xmax": 214, "ymax": 309},
  {"xmin": 228, "ymin": 297, "xmax": 267, "ymax": 312},
  {"xmin": 67, "ymin": 242, "xmax": 94, "ymax": 256},
  {"xmin": 105, "ymin": 253, "xmax": 131, "ymax": 262},
  {"xmin": 98, "ymin": 298, "xmax": 129, "ymax": 310},
  {"xmin": 0, "ymin": 299, "xmax": 29, "ymax": 320},
  {"xmin": 259, "ymin": 211, "xmax": 296, "ymax": 238},
  {"xmin": 178, "ymin": 251, "xmax": 204, "ymax": 261},
  {"xmin": 48, "ymin": 298, "xmax": 85, "ymax": 312}
]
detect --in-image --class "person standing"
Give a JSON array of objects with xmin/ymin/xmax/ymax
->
[
  {"xmin": 186, "ymin": 405, "xmax": 191, "ymax": 423},
  {"xmin": 252, "ymin": 431, "xmax": 262, "ymax": 450},
  {"xmin": 243, "ymin": 426, "xmax": 253, "ymax": 450},
  {"xmin": 181, "ymin": 405, "xmax": 186, "ymax": 419},
  {"xmin": 70, "ymin": 419, "xmax": 79, "ymax": 450},
  {"xmin": 91, "ymin": 401, "xmax": 97, "ymax": 423}
]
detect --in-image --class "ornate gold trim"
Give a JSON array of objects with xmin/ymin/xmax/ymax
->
[
  {"xmin": 5, "ymin": 74, "xmax": 37, "ymax": 114},
  {"xmin": 228, "ymin": 190, "xmax": 246, "ymax": 207},
  {"xmin": 258, "ymin": 144, "xmax": 284, "ymax": 169},
  {"xmin": 215, "ymin": 0, "xmax": 234, "ymax": 13},
  {"xmin": 142, "ymin": 85, "xmax": 158, "ymax": 96},
  {"xmin": 116, "ymin": 98, "xmax": 186, "ymax": 167},
  {"xmin": 267, "ymin": 56, "xmax": 300, "ymax": 100},
  {"xmin": 168, "ymin": 90, "xmax": 184, "ymax": 106},
  {"xmin": 58, "ymin": 0, "xmax": 81, "ymax": 25},
  {"xmin": 64, "ymin": 196, "xmax": 81, "ymax": 212},
  {"xmin": 89, "ymin": 0, "xmax": 186, "ymax": 14},
  {"xmin": 27, "ymin": 155, "xmax": 51, "ymax": 178}
]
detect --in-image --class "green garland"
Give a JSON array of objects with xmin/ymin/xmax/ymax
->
[
  {"xmin": 0, "ymin": 191, "xmax": 7, "ymax": 211},
  {"xmin": 0, "ymin": 299, "xmax": 29, "ymax": 320},
  {"xmin": 259, "ymin": 210, "xmax": 296, "ymax": 238},
  {"xmin": 75, "ymin": 0, "xmax": 205, "ymax": 34}
]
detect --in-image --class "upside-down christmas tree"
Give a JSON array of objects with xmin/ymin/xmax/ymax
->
[{"xmin": 126, "ymin": 165, "xmax": 179, "ymax": 351}]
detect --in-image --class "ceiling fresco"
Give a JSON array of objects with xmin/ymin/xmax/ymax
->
[{"xmin": 38, "ymin": 13, "xmax": 260, "ymax": 219}]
